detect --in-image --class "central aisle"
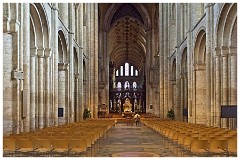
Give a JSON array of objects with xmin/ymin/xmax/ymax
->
[{"xmin": 94, "ymin": 122, "xmax": 181, "ymax": 157}]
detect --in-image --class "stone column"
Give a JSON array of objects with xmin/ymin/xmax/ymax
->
[
  {"xmin": 58, "ymin": 63, "xmax": 66, "ymax": 125},
  {"xmin": 221, "ymin": 47, "xmax": 229, "ymax": 128},
  {"xmin": 146, "ymin": 29, "xmax": 152, "ymax": 114},
  {"xmin": 30, "ymin": 47, "xmax": 37, "ymax": 131},
  {"xmin": 94, "ymin": 3, "xmax": 99, "ymax": 118},
  {"xmin": 37, "ymin": 48, "xmax": 44, "ymax": 129},
  {"xmin": 45, "ymin": 48, "xmax": 51, "ymax": 127},
  {"xmin": 158, "ymin": 4, "xmax": 164, "ymax": 118},
  {"xmin": 78, "ymin": 3, "xmax": 84, "ymax": 120},
  {"xmin": 163, "ymin": 4, "xmax": 169, "ymax": 117},
  {"xmin": 69, "ymin": 3, "xmax": 74, "ymax": 123},
  {"xmin": 229, "ymin": 47, "xmax": 237, "ymax": 105},
  {"xmin": 59, "ymin": 3, "xmax": 68, "ymax": 28},
  {"xmin": 215, "ymin": 48, "xmax": 221, "ymax": 127},
  {"xmin": 22, "ymin": 3, "xmax": 30, "ymax": 132},
  {"xmin": 53, "ymin": 3, "xmax": 59, "ymax": 126},
  {"xmin": 205, "ymin": 3, "xmax": 213, "ymax": 127},
  {"xmin": 194, "ymin": 63, "xmax": 206, "ymax": 124},
  {"xmin": 74, "ymin": 73, "xmax": 79, "ymax": 121}
]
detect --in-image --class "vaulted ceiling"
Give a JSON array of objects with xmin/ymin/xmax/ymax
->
[{"xmin": 99, "ymin": 3, "xmax": 155, "ymax": 72}]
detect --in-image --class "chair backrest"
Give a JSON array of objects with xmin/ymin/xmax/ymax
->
[
  {"xmin": 51, "ymin": 139, "xmax": 69, "ymax": 149},
  {"xmin": 33, "ymin": 139, "xmax": 52, "ymax": 150},
  {"xmin": 69, "ymin": 139, "xmax": 87, "ymax": 152},
  {"xmin": 209, "ymin": 140, "xmax": 227, "ymax": 150},
  {"xmin": 190, "ymin": 139, "xmax": 208, "ymax": 150},
  {"xmin": 3, "ymin": 139, "xmax": 16, "ymax": 151},
  {"xmin": 15, "ymin": 139, "xmax": 34, "ymax": 151},
  {"xmin": 227, "ymin": 138, "xmax": 237, "ymax": 150}
]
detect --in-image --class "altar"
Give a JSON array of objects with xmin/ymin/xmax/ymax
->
[
  {"xmin": 122, "ymin": 112, "xmax": 134, "ymax": 118},
  {"xmin": 123, "ymin": 98, "xmax": 132, "ymax": 112}
]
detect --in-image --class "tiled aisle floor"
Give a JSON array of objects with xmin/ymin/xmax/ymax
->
[{"xmin": 94, "ymin": 122, "xmax": 188, "ymax": 157}]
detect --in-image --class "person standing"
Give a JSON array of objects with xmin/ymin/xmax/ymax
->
[{"xmin": 134, "ymin": 113, "xmax": 140, "ymax": 126}]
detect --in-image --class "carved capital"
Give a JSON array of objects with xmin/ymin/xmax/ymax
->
[
  {"xmin": 30, "ymin": 47, "xmax": 38, "ymax": 57},
  {"xmin": 193, "ymin": 62, "xmax": 206, "ymax": 71},
  {"xmin": 37, "ymin": 48, "xmax": 45, "ymax": 58},
  {"xmin": 11, "ymin": 70, "xmax": 24, "ymax": 80},
  {"xmin": 44, "ymin": 48, "xmax": 52, "ymax": 58}
]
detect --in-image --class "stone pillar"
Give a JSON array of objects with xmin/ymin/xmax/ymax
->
[
  {"xmin": 22, "ymin": 3, "xmax": 30, "ymax": 132},
  {"xmin": 30, "ymin": 47, "xmax": 37, "ymax": 131},
  {"xmin": 158, "ymin": 4, "xmax": 164, "ymax": 118},
  {"xmin": 194, "ymin": 63, "xmax": 206, "ymax": 124},
  {"xmin": 146, "ymin": 29, "xmax": 152, "ymax": 114},
  {"xmin": 215, "ymin": 48, "xmax": 221, "ymax": 127},
  {"xmin": 205, "ymin": 3, "xmax": 213, "ymax": 127},
  {"xmin": 58, "ymin": 63, "xmax": 66, "ymax": 125},
  {"xmin": 112, "ymin": 64, "xmax": 116, "ymax": 89},
  {"xmin": 59, "ymin": 3, "xmax": 68, "ymax": 28},
  {"xmin": 229, "ymin": 47, "xmax": 237, "ymax": 129},
  {"xmin": 78, "ymin": 3, "xmax": 84, "ymax": 120},
  {"xmin": 94, "ymin": 3, "xmax": 99, "ymax": 118},
  {"xmin": 229, "ymin": 47, "xmax": 237, "ymax": 105},
  {"xmin": 53, "ymin": 3, "xmax": 59, "ymax": 126},
  {"xmin": 45, "ymin": 48, "xmax": 51, "ymax": 127},
  {"xmin": 74, "ymin": 73, "xmax": 79, "ymax": 121},
  {"xmin": 221, "ymin": 47, "xmax": 229, "ymax": 128},
  {"xmin": 69, "ymin": 3, "xmax": 74, "ymax": 123},
  {"xmin": 37, "ymin": 48, "xmax": 44, "ymax": 129},
  {"xmin": 163, "ymin": 4, "xmax": 169, "ymax": 117}
]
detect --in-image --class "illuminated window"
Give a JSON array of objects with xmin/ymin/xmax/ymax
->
[
  {"xmin": 117, "ymin": 82, "xmax": 122, "ymax": 89},
  {"xmin": 125, "ymin": 63, "xmax": 129, "ymax": 76},
  {"xmin": 135, "ymin": 70, "xmax": 138, "ymax": 76},
  {"xmin": 131, "ymin": 66, "xmax": 133, "ymax": 76},
  {"xmin": 116, "ymin": 70, "xmax": 119, "ymax": 76},
  {"xmin": 133, "ymin": 82, "xmax": 137, "ymax": 88},
  {"xmin": 120, "ymin": 66, "xmax": 123, "ymax": 76},
  {"xmin": 124, "ymin": 81, "xmax": 130, "ymax": 89}
]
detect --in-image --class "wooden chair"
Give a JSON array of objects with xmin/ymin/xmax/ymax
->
[
  {"xmin": 227, "ymin": 138, "xmax": 237, "ymax": 156},
  {"xmin": 208, "ymin": 140, "xmax": 227, "ymax": 156},
  {"xmin": 51, "ymin": 139, "xmax": 69, "ymax": 156},
  {"xmin": 190, "ymin": 139, "xmax": 209, "ymax": 156},
  {"xmin": 33, "ymin": 139, "xmax": 53, "ymax": 156},
  {"xmin": 3, "ymin": 139, "xmax": 16, "ymax": 157},
  {"xmin": 15, "ymin": 139, "xmax": 35, "ymax": 156},
  {"xmin": 68, "ymin": 139, "xmax": 88, "ymax": 156}
]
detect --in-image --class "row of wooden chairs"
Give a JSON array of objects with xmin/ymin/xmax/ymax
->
[
  {"xmin": 3, "ymin": 119, "xmax": 115, "ymax": 157},
  {"xmin": 141, "ymin": 118, "xmax": 237, "ymax": 156}
]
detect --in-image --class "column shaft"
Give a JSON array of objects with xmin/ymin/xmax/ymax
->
[
  {"xmin": 22, "ymin": 3, "xmax": 30, "ymax": 132},
  {"xmin": 37, "ymin": 48, "xmax": 44, "ymax": 129},
  {"xmin": 30, "ymin": 47, "xmax": 37, "ymax": 130},
  {"xmin": 45, "ymin": 49, "xmax": 51, "ymax": 127},
  {"xmin": 53, "ymin": 3, "xmax": 59, "ymax": 125}
]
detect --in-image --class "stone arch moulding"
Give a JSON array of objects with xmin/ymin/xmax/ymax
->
[
  {"xmin": 58, "ymin": 29, "xmax": 68, "ymax": 63},
  {"xmin": 193, "ymin": 29, "xmax": 206, "ymax": 64},
  {"xmin": 34, "ymin": 3, "xmax": 50, "ymax": 49},
  {"xmin": 215, "ymin": 3, "xmax": 236, "ymax": 48},
  {"xmin": 30, "ymin": 4, "xmax": 44, "ymax": 49}
]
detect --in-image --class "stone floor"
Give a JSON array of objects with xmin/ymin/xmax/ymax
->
[
  {"xmin": 94, "ymin": 122, "xmax": 191, "ymax": 157},
  {"xmin": 93, "ymin": 122, "xmax": 236, "ymax": 157}
]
